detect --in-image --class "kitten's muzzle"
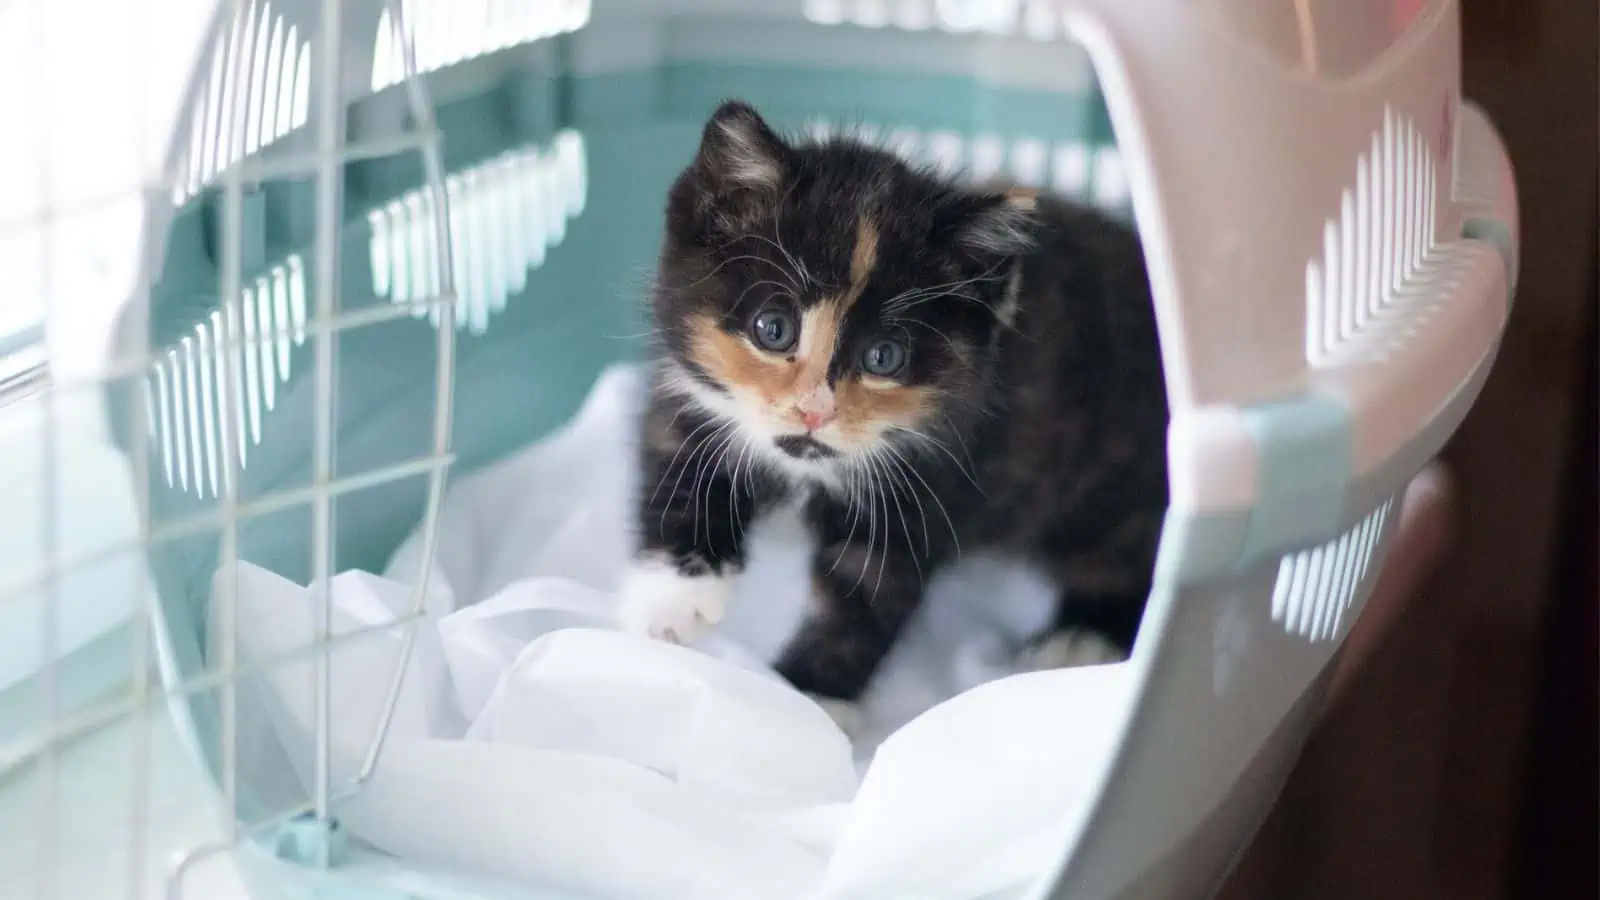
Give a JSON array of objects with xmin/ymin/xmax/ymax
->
[
  {"xmin": 795, "ymin": 385, "xmax": 837, "ymax": 432},
  {"xmin": 774, "ymin": 435, "xmax": 838, "ymax": 460}
]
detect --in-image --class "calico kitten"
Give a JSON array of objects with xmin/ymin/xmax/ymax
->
[{"xmin": 621, "ymin": 100, "xmax": 1168, "ymax": 702}]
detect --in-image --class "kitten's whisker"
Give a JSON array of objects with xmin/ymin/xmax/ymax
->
[
  {"xmin": 882, "ymin": 269, "xmax": 1005, "ymax": 312},
  {"xmin": 769, "ymin": 181, "xmax": 814, "ymax": 288},
  {"xmin": 873, "ymin": 451, "xmax": 923, "ymax": 588},
  {"xmin": 938, "ymin": 413, "xmax": 980, "ymax": 473},
  {"xmin": 662, "ymin": 402, "xmax": 692, "ymax": 437},
  {"xmin": 729, "ymin": 438, "xmax": 753, "ymax": 539},
  {"xmin": 729, "ymin": 278, "xmax": 798, "ymax": 317},
  {"xmin": 692, "ymin": 427, "xmax": 740, "ymax": 548},
  {"xmin": 654, "ymin": 370, "xmax": 706, "ymax": 436},
  {"xmin": 657, "ymin": 428, "xmax": 712, "ymax": 542},
  {"xmin": 883, "ymin": 259, "xmax": 1013, "ymax": 314},
  {"xmin": 650, "ymin": 416, "xmax": 722, "ymax": 508},
  {"xmin": 673, "ymin": 252, "xmax": 802, "ymax": 296},
  {"xmin": 892, "ymin": 287, "xmax": 993, "ymax": 313},
  {"xmin": 742, "ymin": 441, "xmax": 759, "ymax": 494},
  {"xmin": 700, "ymin": 430, "xmax": 741, "ymax": 547},
  {"xmin": 883, "ymin": 442, "xmax": 958, "ymax": 560},
  {"xmin": 727, "ymin": 439, "xmax": 743, "ymax": 532},
  {"xmin": 895, "ymin": 318, "xmax": 965, "ymax": 360},
  {"xmin": 884, "ymin": 280, "xmax": 982, "ymax": 307},
  {"xmin": 893, "ymin": 426, "xmax": 985, "ymax": 496},
  {"xmin": 881, "ymin": 283, "xmax": 968, "ymax": 312},
  {"xmin": 830, "ymin": 462, "xmax": 865, "ymax": 576},
  {"xmin": 854, "ymin": 463, "xmax": 874, "ymax": 600},
  {"xmin": 889, "ymin": 268, "xmax": 1002, "ymax": 299},
  {"xmin": 665, "ymin": 420, "xmax": 734, "ymax": 544},
  {"xmin": 669, "ymin": 423, "xmax": 724, "ymax": 544},
  {"xmin": 743, "ymin": 232, "xmax": 810, "ymax": 292},
  {"xmin": 869, "ymin": 460, "xmax": 890, "ymax": 602},
  {"xmin": 850, "ymin": 460, "xmax": 880, "ymax": 599},
  {"xmin": 880, "ymin": 447, "xmax": 932, "ymax": 559},
  {"xmin": 710, "ymin": 435, "xmax": 741, "ymax": 547},
  {"xmin": 697, "ymin": 432, "xmax": 727, "ymax": 543}
]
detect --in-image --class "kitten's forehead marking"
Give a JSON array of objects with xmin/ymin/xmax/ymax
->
[
  {"xmin": 795, "ymin": 307, "xmax": 837, "ymax": 386},
  {"xmin": 836, "ymin": 216, "xmax": 879, "ymax": 313},
  {"xmin": 786, "ymin": 215, "xmax": 878, "ymax": 392}
]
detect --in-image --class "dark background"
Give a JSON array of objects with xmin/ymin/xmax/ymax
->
[{"xmin": 1220, "ymin": 0, "xmax": 1598, "ymax": 897}]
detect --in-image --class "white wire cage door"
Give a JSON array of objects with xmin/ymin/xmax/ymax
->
[{"xmin": 83, "ymin": 0, "xmax": 460, "ymax": 893}]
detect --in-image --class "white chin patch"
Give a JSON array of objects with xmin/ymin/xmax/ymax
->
[{"xmin": 766, "ymin": 447, "xmax": 849, "ymax": 493}]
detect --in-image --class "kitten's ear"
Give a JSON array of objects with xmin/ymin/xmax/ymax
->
[
  {"xmin": 937, "ymin": 189, "xmax": 1035, "ymax": 326},
  {"xmin": 940, "ymin": 189, "xmax": 1039, "ymax": 261},
  {"xmin": 671, "ymin": 101, "xmax": 792, "ymax": 243},
  {"xmin": 694, "ymin": 100, "xmax": 791, "ymax": 201}
]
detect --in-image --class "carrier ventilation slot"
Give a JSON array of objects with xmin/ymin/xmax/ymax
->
[
  {"xmin": 144, "ymin": 256, "xmax": 307, "ymax": 498},
  {"xmin": 1305, "ymin": 107, "xmax": 1452, "ymax": 367},
  {"xmin": 367, "ymin": 130, "xmax": 586, "ymax": 336},
  {"xmin": 1269, "ymin": 497, "xmax": 1396, "ymax": 643},
  {"xmin": 146, "ymin": 130, "xmax": 586, "ymax": 499},
  {"xmin": 803, "ymin": 121, "xmax": 1128, "ymax": 211},
  {"xmin": 804, "ymin": 0, "xmax": 1066, "ymax": 40},
  {"xmin": 371, "ymin": 0, "xmax": 591, "ymax": 92},
  {"xmin": 174, "ymin": 0, "xmax": 311, "ymax": 204}
]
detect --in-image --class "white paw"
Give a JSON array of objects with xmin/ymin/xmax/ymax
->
[
  {"xmin": 618, "ymin": 557, "xmax": 733, "ymax": 645},
  {"xmin": 1018, "ymin": 629, "xmax": 1128, "ymax": 671}
]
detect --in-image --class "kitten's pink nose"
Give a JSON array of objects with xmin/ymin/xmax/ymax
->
[
  {"xmin": 801, "ymin": 409, "xmax": 835, "ymax": 431},
  {"xmin": 796, "ymin": 387, "xmax": 836, "ymax": 432}
]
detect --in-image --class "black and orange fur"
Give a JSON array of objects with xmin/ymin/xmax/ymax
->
[{"xmin": 635, "ymin": 101, "xmax": 1168, "ymax": 700}]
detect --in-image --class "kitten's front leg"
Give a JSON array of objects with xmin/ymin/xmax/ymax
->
[
  {"xmin": 775, "ymin": 493, "xmax": 935, "ymax": 701},
  {"xmin": 620, "ymin": 407, "xmax": 759, "ymax": 645}
]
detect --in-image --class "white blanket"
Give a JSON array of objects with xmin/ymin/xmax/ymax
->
[{"xmin": 225, "ymin": 364, "xmax": 1134, "ymax": 900}]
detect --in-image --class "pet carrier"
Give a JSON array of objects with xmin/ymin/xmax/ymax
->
[{"xmin": 0, "ymin": 0, "xmax": 1518, "ymax": 898}]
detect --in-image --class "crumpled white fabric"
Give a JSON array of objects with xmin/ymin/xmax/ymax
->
[{"xmin": 223, "ymin": 364, "xmax": 1136, "ymax": 900}]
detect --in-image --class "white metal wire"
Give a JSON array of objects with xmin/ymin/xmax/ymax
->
[
  {"xmin": 0, "ymin": 458, "xmax": 450, "ymax": 774},
  {"xmin": 351, "ymin": 0, "xmax": 457, "ymax": 790},
  {"xmin": 158, "ymin": 0, "xmax": 455, "ymax": 891},
  {"xmin": 125, "ymin": 0, "xmax": 158, "ymax": 891},
  {"xmin": 1, "ymin": 304, "xmax": 457, "ymax": 605},
  {"xmin": 308, "ymin": 0, "xmax": 344, "ymax": 845},
  {"xmin": 0, "ymin": 0, "xmax": 456, "ymax": 893},
  {"xmin": 29, "ymin": 1, "xmax": 62, "ymax": 894},
  {"xmin": 214, "ymin": 0, "xmax": 249, "ymax": 848}
]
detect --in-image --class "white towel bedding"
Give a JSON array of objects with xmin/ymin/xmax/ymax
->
[{"xmin": 226, "ymin": 364, "xmax": 1134, "ymax": 900}]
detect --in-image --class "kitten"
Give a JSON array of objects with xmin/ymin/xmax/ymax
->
[{"xmin": 621, "ymin": 100, "xmax": 1168, "ymax": 702}]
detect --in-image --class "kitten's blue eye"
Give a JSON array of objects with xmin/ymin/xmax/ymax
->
[
  {"xmin": 750, "ymin": 307, "xmax": 798, "ymax": 353},
  {"xmin": 861, "ymin": 339, "xmax": 907, "ymax": 377}
]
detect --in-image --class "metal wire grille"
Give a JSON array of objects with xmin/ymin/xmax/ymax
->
[
  {"xmin": 0, "ymin": 0, "xmax": 456, "ymax": 896},
  {"xmin": 173, "ymin": 0, "xmax": 456, "ymax": 892}
]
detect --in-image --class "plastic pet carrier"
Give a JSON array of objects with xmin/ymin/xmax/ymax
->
[{"xmin": 0, "ymin": 0, "xmax": 1517, "ymax": 898}]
